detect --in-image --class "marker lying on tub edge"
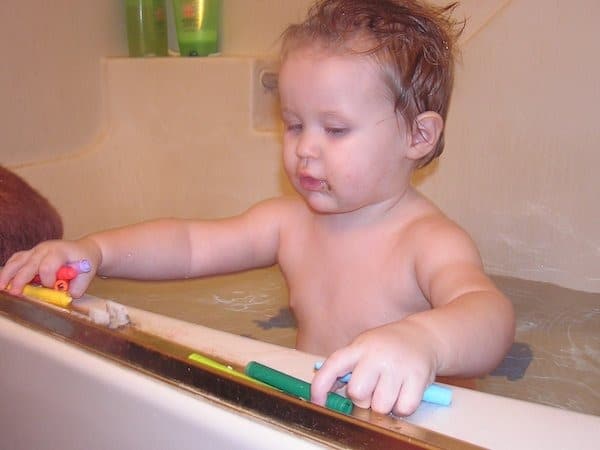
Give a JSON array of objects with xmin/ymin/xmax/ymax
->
[
  {"xmin": 188, "ymin": 355, "xmax": 352, "ymax": 414},
  {"xmin": 245, "ymin": 361, "xmax": 354, "ymax": 415},
  {"xmin": 314, "ymin": 361, "xmax": 453, "ymax": 406},
  {"xmin": 188, "ymin": 353, "xmax": 268, "ymax": 387},
  {"xmin": 21, "ymin": 284, "xmax": 72, "ymax": 308}
]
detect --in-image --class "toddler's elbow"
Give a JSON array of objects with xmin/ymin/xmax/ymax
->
[
  {"xmin": 501, "ymin": 294, "xmax": 516, "ymax": 348},
  {"xmin": 490, "ymin": 294, "xmax": 517, "ymax": 371}
]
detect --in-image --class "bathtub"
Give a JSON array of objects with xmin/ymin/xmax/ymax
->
[
  {"xmin": 0, "ymin": 312, "xmax": 323, "ymax": 450},
  {"xmin": 1, "ymin": 277, "xmax": 599, "ymax": 450},
  {"xmin": 3, "ymin": 52, "xmax": 598, "ymax": 449}
]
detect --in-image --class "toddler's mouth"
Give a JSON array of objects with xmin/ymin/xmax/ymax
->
[{"xmin": 299, "ymin": 175, "xmax": 331, "ymax": 192}]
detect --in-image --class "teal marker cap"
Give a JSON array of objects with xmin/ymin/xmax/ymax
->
[{"xmin": 422, "ymin": 383, "xmax": 453, "ymax": 406}]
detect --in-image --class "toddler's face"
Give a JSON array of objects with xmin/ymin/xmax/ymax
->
[{"xmin": 278, "ymin": 47, "xmax": 414, "ymax": 215}]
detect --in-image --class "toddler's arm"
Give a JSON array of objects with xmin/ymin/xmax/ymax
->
[
  {"xmin": 311, "ymin": 220, "xmax": 515, "ymax": 416},
  {"xmin": 0, "ymin": 199, "xmax": 284, "ymax": 298}
]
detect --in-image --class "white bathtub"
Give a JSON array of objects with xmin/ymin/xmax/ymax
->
[
  {"xmin": 0, "ymin": 313, "xmax": 325, "ymax": 450},
  {"xmin": 1, "ymin": 294, "xmax": 599, "ymax": 450}
]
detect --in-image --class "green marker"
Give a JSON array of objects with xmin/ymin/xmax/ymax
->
[{"xmin": 245, "ymin": 361, "xmax": 354, "ymax": 415}]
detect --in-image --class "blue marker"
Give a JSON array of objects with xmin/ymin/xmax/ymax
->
[{"xmin": 314, "ymin": 361, "xmax": 453, "ymax": 406}]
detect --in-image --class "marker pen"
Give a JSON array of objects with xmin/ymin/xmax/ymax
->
[
  {"xmin": 245, "ymin": 361, "xmax": 354, "ymax": 415},
  {"xmin": 22, "ymin": 284, "xmax": 72, "ymax": 308},
  {"xmin": 188, "ymin": 353, "xmax": 267, "ymax": 386},
  {"xmin": 67, "ymin": 259, "xmax": 92, "ymax": 274},
  {"xmin": 314, "ymin": 361, "xmax": 453, "ymax": 406}
]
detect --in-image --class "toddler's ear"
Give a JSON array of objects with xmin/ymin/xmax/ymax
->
[{"xmin": 406, "ymin": 112, "xmax": 443, "ymax": 161}]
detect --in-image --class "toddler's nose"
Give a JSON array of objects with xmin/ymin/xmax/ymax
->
[{"xmin": 296, "ymin": 131, "xmax": 321, "ymax": 160}]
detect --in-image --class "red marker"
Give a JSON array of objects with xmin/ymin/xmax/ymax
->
[{"xmin": 30, "ymin": 259, "xmax": 92, "ymax": 291}]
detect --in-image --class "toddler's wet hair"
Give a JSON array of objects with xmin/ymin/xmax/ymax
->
[{"xmin": 281, "ymin": 0, "xmax": 464, "ymax": 167}]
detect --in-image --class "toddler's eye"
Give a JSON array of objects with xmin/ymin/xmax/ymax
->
[
  {"xmin": 326, "ymin": 127, "xmax": 349, "ymax": 136},
  {"xmin": 285, "ymin": 123, "xmax": 303, "ymax": 133}
]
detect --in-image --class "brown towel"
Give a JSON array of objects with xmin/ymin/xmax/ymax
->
[{"xmin": 0, "ymin": 166, "xmax": 63, "ymax": 265}]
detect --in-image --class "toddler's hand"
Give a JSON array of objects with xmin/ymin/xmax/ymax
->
[
  {"xmin": 310, "ymin": 321, "xmax": 439, "ymax": 416},
  {"xmin": 0, "ymin": 239, "xmax": 101, "ymax": 298}
]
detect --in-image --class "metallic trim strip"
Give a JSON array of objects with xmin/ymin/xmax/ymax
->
[{"xmin": 0, "ymin": 293, "xmax": 482, "ymax": 449}]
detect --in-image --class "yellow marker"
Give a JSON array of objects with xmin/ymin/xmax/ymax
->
[
  {"xmin": 22, "ymin": 284, "xmax": 72, "ymax": 308},
  {"xmin": 188, "ymin": 353, "xmax": 268, "ymax": 387}
]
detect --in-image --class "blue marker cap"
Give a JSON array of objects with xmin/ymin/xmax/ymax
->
[
  {"xmin": 422, "ymin": 383, "xmax": 452, "ymax": 406},
  {"xmin": 314, "ymin": 360, "xmax": 452, "ymax": 406},
  {"xmin": 314, "ymin": 360, "xmax": 351, "ymax": 382}
]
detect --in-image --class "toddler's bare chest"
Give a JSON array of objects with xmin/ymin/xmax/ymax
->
[{"xmin": 279, "ymin": 233, "xmax": 425, "ymax": 328}]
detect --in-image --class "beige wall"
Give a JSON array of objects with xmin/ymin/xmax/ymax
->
[
  {"xmin": 0, "ymin": 1, "xmax": 127, "ymax": 167},
  {"xmin": 0, "ymin": 1, "xmax": 598, "ymax": 292},
  {"xmin": 420, "ymin": 0, "xmax": 600, "ymax": 293}
]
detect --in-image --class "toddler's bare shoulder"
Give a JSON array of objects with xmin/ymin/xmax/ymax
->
[
  {"xmin": 246, "ymin": 196, "xmax": 309, "ymax": 222},
  {"xmin": 405, "ymin": 209, "xmax": 478, "ymax": 253}
]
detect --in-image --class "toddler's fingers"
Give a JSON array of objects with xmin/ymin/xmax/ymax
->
[
  {"xmin": 311, "ymin": 352, "xmax": 357, "ymax": 406},
  {"xmin": 37, "ymin": 253, "xmax": 67, "ymax": 287},
  {"xmin": 0, "ymin": 250, "xmax": 30, "ymax": 289},
  {"xmin": 370, "ymin": 371, "xmax": 401, "ymax": 415},
  {"xmin": 67, "ymin": 273, "xmax": 95, "ymax": 299},
  {"xmin": 311, "ymin": 366, "xmax": 343, "ymax": 406},
  {"xmin": 344, "ymin": 363, "xmax": 380, "ymax": 410},
  {"xmin": 4, "ymin": 251, "xmax": 47, "ymax": 294},
  {"xmin": 392, "ymin": 377, "xmax": 428, "ymax": 417}
]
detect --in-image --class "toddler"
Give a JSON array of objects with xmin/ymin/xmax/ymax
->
[{"xmin": 0, "ymin": 0, "xmax": 514, "ymax": 416}]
